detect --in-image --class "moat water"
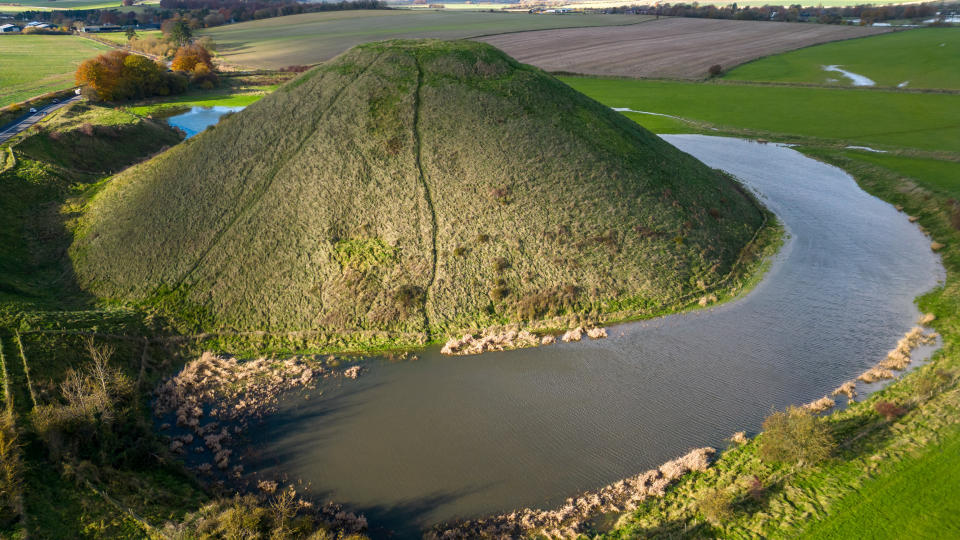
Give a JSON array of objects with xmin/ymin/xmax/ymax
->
[{"xmin": 244, "ymin": 136, "xmax": 944, "ymax": 537}]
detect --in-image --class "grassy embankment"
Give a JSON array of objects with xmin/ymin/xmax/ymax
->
[
  {"xmin": 199, "ymin": 10, "xmax": 650, "ymax": 69},
  {"xmin": 0, "ymin": 35, "xmax": 111, "ymax": 108},
  {"xmin": 562, "ymin": 29, "xmax": 960, "ymax": 539},
  {"xmin": 0, "ymin": 102, "xmax": 213, "ymax": 538},
  {"xmin": 725, "ymin": 27, "xmax": 960, "ymax": 89}
]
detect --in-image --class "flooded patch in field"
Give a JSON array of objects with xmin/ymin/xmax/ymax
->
[
  {"xmin": 611, "ymin": 107, "xmax": 681, "ymax": 119},
  {"xmin": 166, "ymin": 105, "xmax": 245, "ymax": 138},
  {"xmin": 846, "ymin": 145, "xmax": 888, "ymax": 153},
  {"xmin": 823, "ymin": 64, "xmax": 876, "ymax": 86},
  {"xmin": 244, "ymin": 136, "xmax": 943, "ymax": 537}
]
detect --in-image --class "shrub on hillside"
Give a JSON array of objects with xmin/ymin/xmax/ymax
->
[
  {"xmin": 708, "ymin": 64, "xmax": 723, "ymax": 77},
  {"xmin": 171, "ymin": 43, "xmax": 214, "ymax": 73},
  {"xmin": 759, "ymin": 406, "xmax": 834, "ymax": 465},
  {"xmin": 915, "ymin": 368, "xmax": 953, "ymax": 399},
  {"xmin": 31, "ymin": 339, "xmax": 151, "ymax": 467},
  {"xmin": 75, "ymin": 51, "xmax": 187, "ymax": 102},
  {"xmin": 698, "ymin": 487, "xmax": 735, "ymax": 525},
  {"xmin": 874, "ymin": 400, "xmax": 907, "ymax": 421}
]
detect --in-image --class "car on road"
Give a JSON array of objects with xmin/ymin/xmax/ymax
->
[{"xmin": 29, "ymin": 108, "xmax": 37, "ymax": 113}]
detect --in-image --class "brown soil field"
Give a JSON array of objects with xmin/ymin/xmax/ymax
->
[{"xmin": 476, "ymin": 18, "xmax": 891, "ymax": 80}]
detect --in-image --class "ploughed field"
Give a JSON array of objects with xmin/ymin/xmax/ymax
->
[
  {"xmin": 199, "ymin": 10, "xmax": 650, "ymax": 69},
  {"xmin": 476, "ymin": 18, "xmax": 890, "ymax": 80}
]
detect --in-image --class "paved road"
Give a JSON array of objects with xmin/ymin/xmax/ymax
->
[{"xmin": 0, "ymin": 95, "xmax": 81, "ymax": 144}]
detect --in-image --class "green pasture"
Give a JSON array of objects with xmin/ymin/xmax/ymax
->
[
  {"xmin": 93, "ymin": 29, "xmax": 163, "ymax": 45},
  {"xmin": 726, "ymin": 28, "xmax": 960, "ymax": 90},
  {"xmin": 200, "ymin": 10, "xmax": 648, "ymax": 68},
  {"xmin": 0, "ymin": 35, "xmax": 109, "ymax": 108},
  {"xmin": 560, "ymin": 76, "xmax": 960, "ymax": 152},
  {"xmin": 0, "ymin": 0, "xmax": 120, "ymax": 12}
]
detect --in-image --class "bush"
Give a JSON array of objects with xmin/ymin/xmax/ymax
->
[
  {"xmin": 874, "ymin": 400, "xmax": 907, "ymax": 421},
  {"xmin": 698, "ymin": 487, "xmax": 735, "ymax": 525},
  {"xmin": 171, "ymin": 43, "xmax": 214, "ymax": 73},
  {"xmin": 30, "ymin": 339, "xmax": 147, "ymax": 466},
  {"xmin": 75, "ymin": 50, "xmax": 186, "ymax": 102},
  {"xmin": 759, "ymin": 406, "xmax": 834, "ymax": 465},
  {"xmin": 708, "ymin": 64, "xmax": 723, "ymax": 77},
  {"xmin": 746, "ymin": 475, "xmax": 764, "ymax": 503},
  {"xmin": 916, "ymin": 368, "xmax": 952, "ymax": 399}
]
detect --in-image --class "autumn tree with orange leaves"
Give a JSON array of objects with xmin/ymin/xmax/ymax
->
[{"xmin": 76, "ymin": 51, "xmax": 188, "ymax": 102}]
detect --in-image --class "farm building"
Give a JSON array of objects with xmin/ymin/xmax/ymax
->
[
  {"xmin": 80, "ymin": 23, "xmax": 122, "ymax": 33},
  {"xmin": 0, "ymin": 24, "xmax": 20, "ymax": 33}
]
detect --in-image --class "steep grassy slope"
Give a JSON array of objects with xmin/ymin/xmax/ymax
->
[
  {"xmin": 0, "ymin": 104, "xmax": 179, "ymax": 313},
  {"xmin": 71, "ymin": 40, "xmax": 765, "ymax": 345}
]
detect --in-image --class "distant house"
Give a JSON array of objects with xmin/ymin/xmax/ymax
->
[{"xmin": 0, "ymin": 24, "xmax": 20, "ymax": 33}]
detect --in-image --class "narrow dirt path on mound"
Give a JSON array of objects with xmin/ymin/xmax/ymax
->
[{"xmin": 412, "ymin": 56, "xmax": 438, "ymax": 341}]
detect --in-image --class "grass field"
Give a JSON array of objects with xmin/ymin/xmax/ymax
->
[
  {"xmin": 726, "ymin": 27, "xmax": 960, "ymax": 89},
  {"xmin": 0, "ymin": 35, "xmax": 110, "ymax": 108},
  {"xmin": 800, "ymin": 423, "xmax": 960, "ymax": 539},
  {"xmin": 200, "ymin": 10, "xmax": 647, "ymax": 68},
  {"xmin": 0, "ymin": 0, "xmax": 120, "ymax": 11},
  {"xmin": 92, "ymin": 29, "xmax": 163, "ymax": 46},
  {"xmin": 841, "ymin": 151, "xmax": 960, "ymax": 198},
  {"xmin": 480, "ymin": 18, "xmax": 888, "ymax": 79},
  {"xmin": 560, "ymin": 77, "xmax": 960, "ymax": 152}
]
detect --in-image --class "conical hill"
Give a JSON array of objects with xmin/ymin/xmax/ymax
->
[{"xmin": 70, "ymin": 40, "xmax": 765, "ymax": 344}]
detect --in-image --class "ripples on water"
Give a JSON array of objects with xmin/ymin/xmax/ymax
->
[{"xmin": 246, "ymin": 136, "xmax": 944, "ymax": 537}]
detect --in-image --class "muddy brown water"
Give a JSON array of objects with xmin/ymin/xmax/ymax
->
[{"xmin": 243, "ymin": 136, "xmax": 944, "ymax": 537}]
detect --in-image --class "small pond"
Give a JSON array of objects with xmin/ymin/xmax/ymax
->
[{"xmin": 166, "ymin": 106, "xmax": 246, "ymax": 138}]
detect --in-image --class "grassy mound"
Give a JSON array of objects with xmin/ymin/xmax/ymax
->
[{"xmin": 70, "ymin": 39, "xmax": 765, "ymax": 344}]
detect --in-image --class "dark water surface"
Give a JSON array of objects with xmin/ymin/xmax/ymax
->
[
  {"xmin": 246, "ymin": 136, "xmax": 944, "ymax": 537},
  {"xmin": 166, "ymin": 105, "xmax": 245, "ymax": 138}
]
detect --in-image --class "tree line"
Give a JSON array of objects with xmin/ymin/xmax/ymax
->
[
  {"xmin": 600, "ymin": 2, "xmax": 956, "ymax": 24},
  {"xmin": 9, "ymin": 0, "xmax": 386, "ymax": 29}
]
